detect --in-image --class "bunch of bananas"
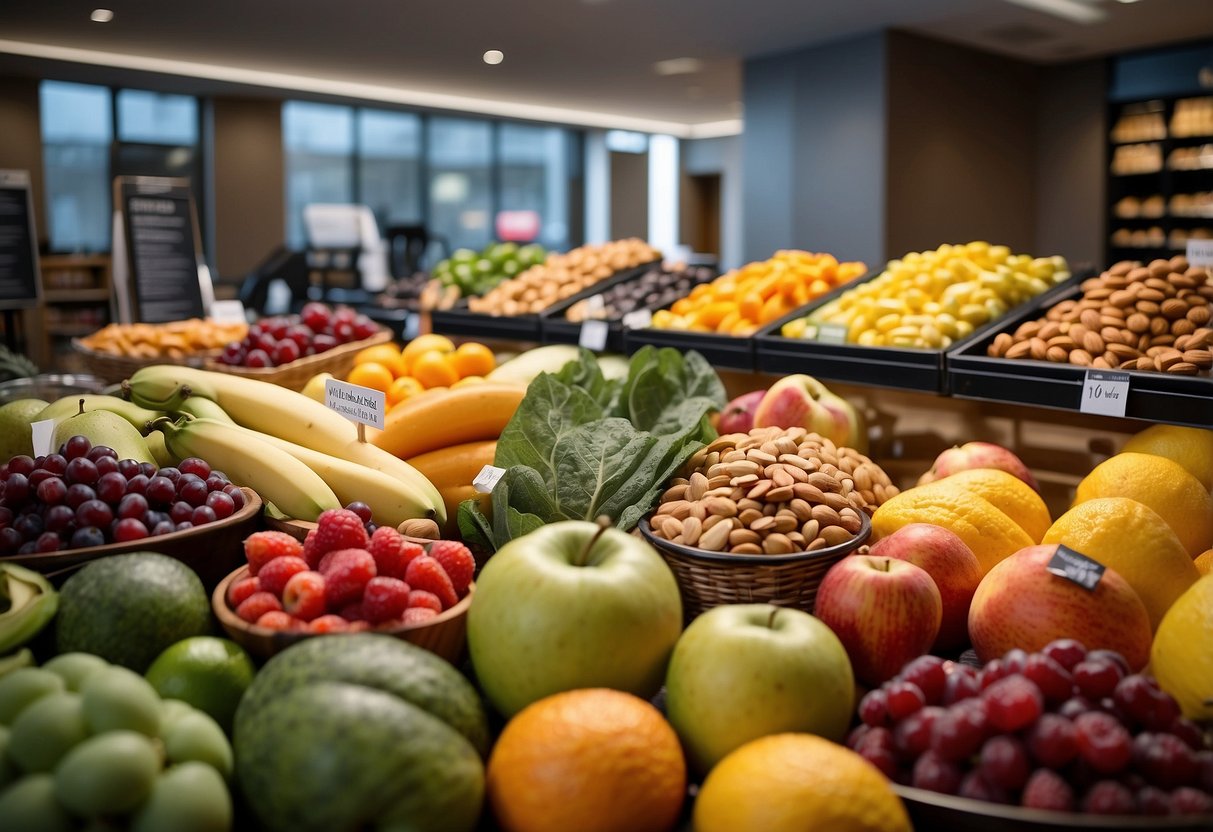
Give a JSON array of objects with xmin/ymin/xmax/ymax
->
[{"xmin": 123, "ymin": 366, "xmax": 445, "ymax": 527}]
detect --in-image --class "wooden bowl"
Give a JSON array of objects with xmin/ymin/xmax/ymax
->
[
  {"xmin": 212, "ymin": 564, "xmax": 473, "ymax": 665},
  {"xmin": 1, "ymin": 488, "xmax": 261, "ymax": 592}
]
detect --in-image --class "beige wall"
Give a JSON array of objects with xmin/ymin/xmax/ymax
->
[
  {"xmin": 609, "ymin": 150, "xmax": 648, "ymax": 240},
  {"xmin": 210, "ymin": 97, "xmax": 285, "ymax": 280},
  {"xmin": 0, "ymin": 77, "xmax": 46, "ymax": 241}
]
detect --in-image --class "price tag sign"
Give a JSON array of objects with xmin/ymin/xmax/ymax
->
[
  {"xmin": 1079, "ymin": 370, "xmax": 1130, "ymax": 418},
  {"xmin": 621, "ymin": 308, "xmax": 653, "ymax": 330},
  {"xmin": 473, "ymin": 465, "xmax": 506, "ymax": 494},
  {"xmin": 816, "ymin": 323, "xmax": 848, "ymax": 344},
  {"xmin": 324, "ymin": 379, "xmax": 385, "ymax": 430},
  {"xmin": 585, "ymin": 294, "xmax": 606, "ymax": 316},
  {"xmin": 208, "ymin": 299, "xmax": 247, "ymax": 324},
  {"xmin": 1047, "ymin": 545, "xmax": 1106, "ymax": 592},
  {"xmin": 30, "ymin": 419, "xmax": 55, "ymax": 458},
  {"xmin": 1187, "ymin": 239, "xmax": 1213, "ymax": 267},
  {"xmin": 403, "ymin": 312, "xmax": 420, "ymax": 341},
  {"xmin": 579, "ymin": 319, "xmax": 610, "ymax": 351}
]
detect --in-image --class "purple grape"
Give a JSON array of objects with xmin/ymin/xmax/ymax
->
[
  {"xmin": 3, "ymin": 472, "xmax": 30, "ymax": 502},
  {"xmin": 157, "ymin": 467, "xmax": 181, "ymax": 484},
  {"xmin": 95, "ymin": 472, "xmax": 127, "ymax": 504},
  {"xmin": 169, "ymin": 501, "xmax": 193, "ymax": 524},
  {"xmin": 205, "ymin": 491, "xmax": 235, "ymax": 519},
  {"xmin": 345, "ymin": 501, "xmax": 373, "ymax": 523},
  {"xmin": 85, "ymin": 445, "xmax": 117, "ymax": 462},
  {"xmin": 138, "ymin": 462, "xmax": 158, "ymax": 478},
  {"xmin": 117, "ymin": 493, "xmax": 148, "ymax": 520},
  {"xmin": 0, "ymin": 506, "xmax": 11, "ymax": 525},
  {"xmin": 75, "ymin": 499, "xmax": 113, "ymax": 529},
  {"xmin": 150, "ymin": 521, "xmax": 175, "ymax": 536},
  {"xmin": 205, "ymin": 472, "xmax": 229, "ymax": 491},
  {"xmin": 36, "ymin": 477, "xmax": 67, "ymax": 506},
  {"xmin": 112, "ymin": 517, "xmax": 148, "ymax": 542},
  {"xmin": 63, "ymin": 435, "xmax": 92, "ymax": 460},
  {"xmin": 0, "ymin": 527, "xmax": 23, "ymax": 553},
  {"xmin": 174, "ymin": 521, "xmax": 193, "ymax": 532},
  {"xmin": 65, "ymin": 483, "xmax": 96, "ymax": 509},
  {"xmin": 94, "ymin": 456, "xmax": 120, "ymax": 477},
  {"xmin": 16, "ymin": 541, "xmax": 36, "ymax": 554},
  {"xmin": 35, "ymin": 531, "xmax": 61, "ymax": 553},
  {"xmin": 179, "ymin": 480, "xmax": 208, "ymax": 507},
  {"xmin": 7, "ymin": 455, "xmax": 35, "ymax": 476},
  {"xmin": 42, "ymin": 454, "xmax": 66, "ymax": 475},
  {"xmin": 64, "ymin": 457, "xmax": 99, "ymax": 485},
  {"xmin": 179, "ymin": 457, "xmax": 211, "ymax": 479},
  {"xmin": 118, "ymin": 459, "xmax": 143, "ymax": 479},
  {"xmin": 70, "ymin": 526, "xmax": 105, "ymax": 548},
  {"xmin": 222, "ymin": 484, "xmax": 244, "ymax": 509},
  {"xmin": 13, "ymin": 514, "xmax": 43, "ymax": 539},
  {"xmin": 145, "ymin": 476, "xmax": 176, "ymax": 506},
  {"xmin": 125, "ymin": 474, "xmax": 149, "ymax": 496},
  {"xmin": 190, "ymin": 506, "xmax": 217, "ymax": 526},
  {"xmin": 28, "ymin": 469, "xmax": 55, "ymax": 488},
  {"xmin": 43, "ymin": 504, "xmax": 76, "ymax": 533}
]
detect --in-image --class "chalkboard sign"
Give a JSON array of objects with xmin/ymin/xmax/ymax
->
[
  {"xmin": 0, "ymin": 170, "xmax": 41, "ymax": 311},
  {"xmin": 115, "ymin": 176, "xmax": 210, "ymax": 323}
]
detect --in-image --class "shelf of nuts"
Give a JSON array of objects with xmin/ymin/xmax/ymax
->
[{"xmin": 987, "ymin": 257, "xmax": 1213, "ymax": 375}]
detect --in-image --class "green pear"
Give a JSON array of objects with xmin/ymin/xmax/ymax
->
[
  {"xmin": 52, "ymin": 401, "xmax": 154, "ymax": 464},
  {"xmin": 0, "ymin": 399, "xmax": 49, "ymax": 461}
]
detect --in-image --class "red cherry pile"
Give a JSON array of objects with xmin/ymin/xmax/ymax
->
[
  {"xmin": 848, "ymin": 641, "xmax": 1213, "ymax": 817},
  {"xmin": 228, "ymin": 508, "xmax": 475, "ymax": 634},
  {"xmin": 217, "ymin": 302, "xmax": 380, "ymax": 368},
  {"xmin": 0, "ymin": 438, "xmax": 241, "ymax": 555}
]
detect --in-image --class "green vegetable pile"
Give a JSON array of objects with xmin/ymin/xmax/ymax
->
[
  {"xmin": 459, "ymin": 346, "xmax": 727, "ymax": 551},
  {"xmin": 432, "ymin": 242, "xmax": 547, "ymax": 298}
]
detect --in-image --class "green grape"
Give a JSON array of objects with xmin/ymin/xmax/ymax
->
[
  {"xmin": 7, "ymin": 692, "xmax": 87, "ymax": 773},
  {"xmin": 131, "ymin": 762, "xmax": 232, "ymax": 832},
  {"xmin": 0, "ymin": 773, "xmax": 75, "ymax": 832},
  {"xmin": 42, "ymin": 653, "xmax": 109, "ymax": 692},
  {"xmin": 54, "ymin": 730, "xmax": 160, "ymax": 817},
  {"xmin": 162, "ymin": 709, "xmax": 233, "ymax": 779},
  {"xmin": 0, "ymin": 668, "xmax": 64, "ymax": 725},
  {"xmin": 82, "ymin": 665, "xmax": 161, "ymax": 737}
]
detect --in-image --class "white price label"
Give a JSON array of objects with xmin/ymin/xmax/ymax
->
[
  {"xmin": 816, "ymin": 323, "xmax": 849, "ymax": 344},
  {"xmin": 473, "ymin": 465, "xmax": 506, "ymax": 494},
  {"xmin": 621, "ymin": 308, "xmax": 653, "ymax": 330},
  {"xmin": 1079, "ymin": 370, "xmax": 1130, "ymax": 418},
  {"xmin": 324, "ymin": 379, "xmax": 386, "ymax": 430},
  {"xmin": 30, "ymin": 419, "xmax": 55, "ymax": 458},
  {"xmin": 1187, "ymin": 239, "xmax": 1213, "ymax": 267},
  {"xmin": 579, "ymin": 319, "xmax": 610, "ymax": 351},
  {"xmin": 208, "ymin": 299, "xmax": 247, "ymax": 324},
  {"xmin": 585, "ymin": 294, "xmax": 606, "ymax": 316},
  {"xmin": 403, "ymin": 312, "xmax": 420, "ymax": 340}
]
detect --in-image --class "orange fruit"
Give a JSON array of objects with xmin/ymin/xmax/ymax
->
[
  {"xmin": 353, "ymin": 342, "xmax": 402, "ymax": 367},
  {"xmin": 401, "ymin": 333, "xmax": 455, "ymax": 364},
  {"xmin": 388, "ymin": 352, "xmax": 412, "ymax": 379},
  {"xmin": 345, "ymin": 361, "xmax": 394, "ymax": 393},
  {"xmin": 386, "ymin": 375, "xmax": 425, "ymax": 406},
  {"xmin": 1121, "ymin": 423, "xmax": 1213, "ymax": 491},
  {"xmin": 410, "ymin": 351, "xmax": 460, "ymax": 389},
  {"xmin": 1196, "ymin": 549, "xmax": 1213, "ymax": 576},
  {"xmin": 449, "ymin": 342, "xmax": 495, "ymax": 379},
  {"xmin": 694, "ymin": 733, "xmax": 910, "ymax": 832},
  {"xmin": 1074, "ymin": 452, "xmax": 1213, "ymax": 556},
  {"xmin": 486, "ymin": 688, "xmax": 685, "ymax": 832}
]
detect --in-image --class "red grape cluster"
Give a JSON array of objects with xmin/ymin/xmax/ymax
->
[
  {"xmin": 848, "ymin": 641, "xmax": 1213, "ymax": 817},
  {"xmin": 217, "ymin": 302, "xmax": 379, "ymax": 369},
  {"xmin": 0, "ymin": 437, "xmax": 244, "ymax": 554}
]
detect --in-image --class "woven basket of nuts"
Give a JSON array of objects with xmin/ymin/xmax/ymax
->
[{"xmin": 641, "ymin": 426, "xmax": 898, "ymax": 621}]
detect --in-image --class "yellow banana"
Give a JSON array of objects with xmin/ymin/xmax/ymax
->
[
  {"xmin": 406, "ymin": 440, "xmax": 497, "ymax": 494},
  {"xmin": 371, "ymin": 384, "xmax": 525, "ymax": 459},
  {"xmin": 435, "ymin": 484, "xmax": 492, "ymax": 538},
  {"xmin": 151, "ymin": 417, "xmax": 341, "ymax": 521}
]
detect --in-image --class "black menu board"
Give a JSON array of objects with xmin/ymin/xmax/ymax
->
[
  {"xmin": 0, "ymin": 170, "xmax": 41, "ymax": 311},
  {"xmin": 116, "ymin": 176, "xmax": 207, "ymax": 323}
]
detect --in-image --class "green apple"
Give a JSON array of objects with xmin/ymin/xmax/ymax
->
[
  {"xmin": 467, "ymin": 520, "xmax": 682, "ymax": 718},
  {"xmin": 665, "ymin": 604, "xmax": 854, "ymax": 774}
]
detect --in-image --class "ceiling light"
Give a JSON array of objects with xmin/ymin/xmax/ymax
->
[
  {"xmin": 90, "ymin": 9, "xmax": 113, "ymax": 23},
  {"xmin": 1001, "ymin": 0, "xmax": 1106, "ymax": 24},
  {"xmin": 482, "ymin": 50, "xmax": 503, "ymax": 66},
  {"xmin": 1114, "ymin": 0, "xmax": 1143, "ymax": 4},
  {"xmin": 654, "ymin": 58, "xmax": 703, "ymax": 76}
]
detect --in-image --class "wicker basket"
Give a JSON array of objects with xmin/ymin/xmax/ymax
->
[
  {"xmin": 71, "ymin": 341, "xmax": 219, "ymax": 384},
  {"xmin": 638, "ymin": 513, "xmax": 870, "ymax": 622},
  {"xmin": 202, "ymin": 329, "xmax": 392, "ymax": 391}
]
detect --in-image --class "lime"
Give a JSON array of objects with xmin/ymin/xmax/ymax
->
[{"xmin": 145, "ymin": 637, "xmax": 255, "ymax": 735}]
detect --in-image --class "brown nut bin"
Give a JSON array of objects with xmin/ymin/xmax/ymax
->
[
  {"xmin": 988, "ymin": 258, "xmax": 1213, "ymax": 375},
  {"xmin": 467, "ymin": 238, "xmax": 660, "ymax": 316},
  {"xmin": 649, "ymin": 426, "xmax": 897, "ymax": 556}
]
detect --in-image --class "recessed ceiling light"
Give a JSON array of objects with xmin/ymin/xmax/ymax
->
[
  {"xmin": 1115, "ymin": 0, "xmax": 1143, "ymax": 4},
  {"xmin": 90, "ymin": 9, "xmax": 114, "ymax": 23},
  {"xmin": 482, "ymin": 50, "xmax": 504, "ymax": 66},
  {"xmin": 654, "ymin": 58, "xmax": 703, "ymax": 76},
  {"xmin": 1001, "ymin": 0, "xmax": 1105, "ymax": 24}
]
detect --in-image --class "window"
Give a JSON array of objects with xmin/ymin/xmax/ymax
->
[
  {"xmin": 116, "ymin": 90, "xmax": 198, "ymax": 144},
  {"xmin": 358, "ymin": 110, "xmax": 422, "ymax": 228},
  {"xmin": 427, "ymin": 117, "xmax": 493, "ymax": 252},
  {"xmin": 40, "ymin": 81, "xmax": 112, "ymax": 252},
  {"xmin": 498, "ymin": 123, "xmax": 570, "ymax": 249},
  {"xmin": 284, "ymin": 102, "xmax": 355, "ymax": 247}
]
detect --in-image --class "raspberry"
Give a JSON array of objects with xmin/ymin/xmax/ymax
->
[
  {"xmin": 405, "ymin": 555, "xmax": 458, "ymax": 609},
  {"xmin": 428, "ymin": 540, "xmax": 475, "ymax": 596},
  {"xmin": 227, "ymin": 575, "xmax": 260, "ymax": 608},
  {"xmin": 313, "ymin": 509, "xmax": 369, "ymax": 556},
  {"xmin": 283, "ymin": 571, "xmax": 327, "ymax": 621},
  {"xmin": 362, "ymin": 577, "xmax": 411, "ymax": 624},
  {"xmin": 400, "ymin": 541, "xmax": 426, "ymax": 570},
  {"xmin": 257, "ymin": 555, "xmax": 310, "ymax": 598},
  {"xmin": 321, "ymin": 548, "xmax": 377, "ymax": 608},
  {"xmin": 255, "ymin": 610, "xmax": 302, "ymax": 631},
  {"xmin": 1074, "ymin": 711, "xmax": 1133, "ymax": 775},
  {"xmin": 339, "ymin": 602, "xmax": 366, "ymax": 622},
  {"xmin": 368, "ymin": 526, "xmax": 408, "ymax": 579},
  {"xmin": 1021, "ymin": 769, "xmax": 1074, "ymax": 812},
  {"xmin": 982, "ymin": 674, "xmax": 1043, "ymax": 732},
  {"xmin": 243, "ymin": 530, "xmax": 304, "ymax": 576},
  {"xmin": 302, "ymin": 528, "xmax": 323, "ymax": 568},
  {"xmin": 308, "ymin": 614, "xmax": 350, "ymax": 633},
  {"xmin": 1080, "ymin": 780, "xmax": 1135, "ymax": 815},
  {"xmin": 236, "ymin": 591, "xmax": 282, "ymax": 623},
  {"xmin": 406, "ymin": 590, "xmax": 442, "ymax": 613},
  {"xmin": 401, "ymin": 607, "xmax": 438, "ymax": 626},
  {"xmin": 347, "ymin": 620, "xmax": 371, "ymax": 632}
]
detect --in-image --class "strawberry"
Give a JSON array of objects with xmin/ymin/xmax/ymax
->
[
  {"xmin": 401, "ymin": 607, "xmax": 439, "ymax": 626},
  {"xmin": 428, "ymin": 540, "xmax": 475, "ymax": 597},
  {"xmin": 236, "ymin": 591, "xmax": 282, "ymax": 623},
  {"xmin": 226, "ymin": 575, "xmax": 260, "ymax": 608},
  {"xmin": 404, "ymin": 555, "xmax": 458, "ymax": 610},
  {"xmin": 320, "ymin": 548, "xmax": 377, "ymax": 609},
  {"xmin": 243, "ymin": 531, "xmax": 303, "ymax": 576},
  {"xmin": 257, "ymin": 556, "xmax": 310, "ymax": 598},
  {"xmin": 406, "ymin": 589, "xmax": 442, "ymax": 613},
  {"xmin": 308, "ymin": 614, "xmax": 350, "ymax": 633},
  {"xmin": 313, "ymin": 509, "xmax": 369, "ymax": 556},
  {"xmin": 368, "ymin": 526, "xmax": 408, "ymax": 580},
  {"xmin": 255, "ymin": 610, "xmax": 303, "ymax": 631},
  {"xmin": 283, "ymin": 571, "xmax": 327, "ymax": 621},
  {"xmin": 339, "ymin": 602, "xmax": 367, "ymax": 622},
  {"xmin": 362, "ymin": 577, "xmax": 410, "ymax": 623}
]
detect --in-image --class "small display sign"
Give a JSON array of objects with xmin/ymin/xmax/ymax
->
[
  {"xmin": 1187, "ymin": 239, "xmax": 1213, "ymax": 267},
  {"xmin": 473, "ymin": 465, "xmax": 507, "ymax": 494},
  {"xmin": 208, "ymin": 300, "xmax": 247, "ymax": 325},
  {"xmin": 816, "ymin": 323, "xmax": 849, "ymax": 344},
  {"xmin": 1079, "ymin": 370, "xmax": 1130, "ymax": 418},
  {"xmin": 1046, "ymin": 545, "xmax": 1106, "ymax": 592},
  {"xmin": 622, "ymin": 308, "xmax": 653, "ymax": 330},
  {"xmin": 30, "ymin": 419, "xmax": 55, "ymax": 458},
  {"xmin": 0, "ymin": 170, "xmax": 41, "ymax": 311},
  {"xmin": 324, "ymin": 379, "xmax": 386, "ymax": 430},
  {"xmin": 579, "ymin": 319, "xmax": 610, "ymax": 351},
  {"xmin": 403, "ymin": 312, "xmax": 421, "ymax": 341}
]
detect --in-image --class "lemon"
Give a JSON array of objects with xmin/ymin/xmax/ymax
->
[
  {"xmin": 353, "ymin": 342, "xmax": 402, "ymax": 368},
  {"xmin": 1074, "ymin": 452, "xmax": 1213, "ymax": 557},
  {"xmin": 920, "ymin": 468, "xmax": 1051, "ymax": 543},
  {"xmin": 1121, "ymin": 423, "xmax": 1213, "ymax": 491},
  {"xmin": 1196, "ymin": 549, "xmax": 1213, "ymax": 577},
  {"xmin": 1043, "ymin": 497, "xmax": 1199, "ymax": 630},
  {"xmin": 694, "ymin": 733, "xmax": 910, "ymax": 832},
  {"xmin": 145, "ymin": 637, "xmax": 255, "ymax": 734},
  {"xmin": 1150, "ymin": 574, "xmax": 1213, "ymax": 721},
  {"xmin": 401, "ymin": 334, "xmax": 455, "ymax": 364}
]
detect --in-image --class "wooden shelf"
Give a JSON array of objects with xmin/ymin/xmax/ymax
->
[
  {"xmin": 42, "ymin": 289, "xmax": 110, "ymax": 303},
  {"xmin": 45, "ymin": 323, "xmax": 99, "ymax": 337},
  {"xmin": 36, "ymin": 255, "xmax": 112, "ymax": 370}
]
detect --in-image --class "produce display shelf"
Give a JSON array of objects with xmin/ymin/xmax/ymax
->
[
  {"xmin": 623, "ymin": 326, "xmax": 756, "ymax": 370},
  {"xmin": 947, "ymin": 286, "xmax": 1213, "ymax": 429},
  {"xmin": 753, "ymin": 273, "xmax": 1082, "ymax": 395}
]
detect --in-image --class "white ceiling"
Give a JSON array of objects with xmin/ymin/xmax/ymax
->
[{"xmin": 0, "ymin": 0, "xmax": 1210, "ymax": 132}]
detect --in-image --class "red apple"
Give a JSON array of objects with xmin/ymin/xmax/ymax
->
[
  {"xmin": 813, "ymin": 555, "xmax": 942, "ymax": 687},
  {"xmin": 868, "ymin": 523, "xmax": 982, "ymax": 653},
  {"xmin": 917, "ymin": 441, "xmax": 1038, "ymax": 491},
  {"xmin": 968, "ymin": 543, "xmax": 1152, "ymax": 671},
  {"xmin": 752, "ymin": 374, "xmax": 863, "ymax": 449},
  {"xmin": 717, "ymin": 390, "xmax": 766, "ymax": 435}
]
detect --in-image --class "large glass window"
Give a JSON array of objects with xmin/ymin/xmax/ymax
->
[
  {"xmin": 427, "ymin": 117, "xmax": 493, "ymax": 252},
  {"xmin": 284, "ymin": 102, "xmax": 355, "ymax": 247},
  {"xmin": 40, "ymin": 81, "xmax": 113, "ymax": 252},
  {"xmin": 498, "ymin": 123, "xmax": 570, "ymax": 249},
  {"xmin": 116, "ymin": 90, "xmax": 198, "ymax": 145},
  {"xmin": 358, "ymin": 110, "xmax": 422, "ymax": 228}
]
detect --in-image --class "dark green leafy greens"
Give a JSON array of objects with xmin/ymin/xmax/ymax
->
[{"xmin": 458, "ymin": 347, "xmax": 726, "ymax": 551}]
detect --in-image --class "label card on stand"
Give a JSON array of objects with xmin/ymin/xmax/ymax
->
[
  {"xmin": 579, "ymin": 319, "xmax": 610, "ymax": 351},
  {"xmin": 1079, "ymin": 370, "xmax": 1130, "ymax": 418},
  {"xmin": 30, "ymin": 419, "xmax": 55, "ymax": 458},
  {"xmin": 1188, "ymin": 239, "xmax": 1213, "ymax": 267},
  {"xmin": 1046, "ymin": 545, "xmax": 1106, "ymax": 591},
  {"xmin": 403, "ymin": 312, "xmax": 421, "ymax": 341},
  {"xmin": 208, "ymin": 299, "xmax": 247, "ymax": 324},
  {"xmin": 473, "ymin": 465, "xmax": 506, "ymax": 494},
  {"xmin": 585, "ymin": 294, "xmax": 606, "ymax": 316},
  {"xmin": 325, "ymin": 379, "xmax": 385, "ymax": 430},
  {"xmin": 816, "ymin": 323, "xmax": 848, "ymax": 344},
  {"xmin": 622, "ymin": 309, "xmax": 653, "ymax": 330}
]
